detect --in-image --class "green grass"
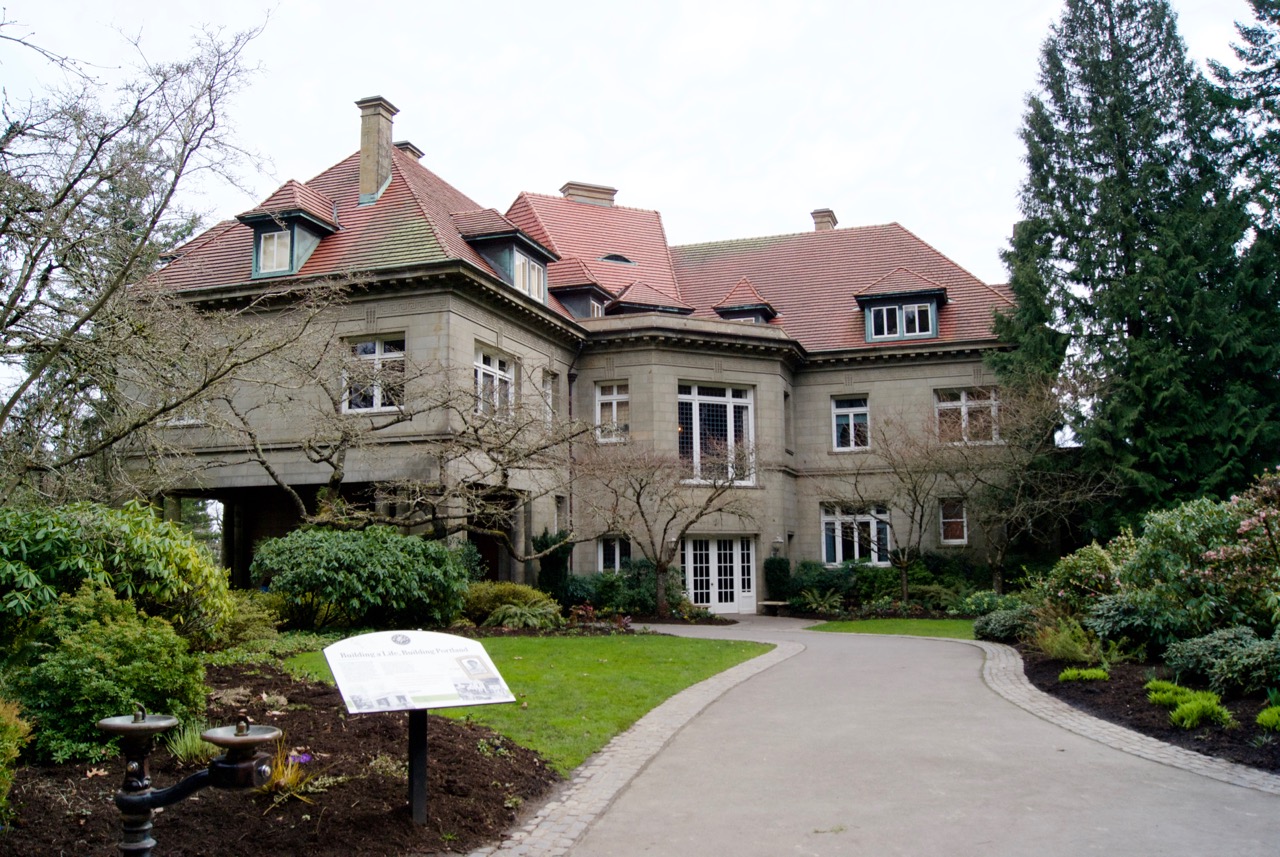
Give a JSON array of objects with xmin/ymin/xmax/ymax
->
[
  {"xmin": 283, "ymin": 635, "xmax": 771, "ymax": 773},
  {"xmin": 806, "ymin": 618, "xmax": 974, "ymax": 639}
]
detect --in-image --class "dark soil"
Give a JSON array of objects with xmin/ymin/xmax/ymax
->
[
  {"xmin": 2, "ymin": 662, "xmax": 560, "ymax": 856},
  {"xmin": 1021, "ymin": 650, "xmax": 1280, "ymax": 773}
]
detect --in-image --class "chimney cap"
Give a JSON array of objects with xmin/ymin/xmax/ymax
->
[
  {"xmin": 561, "ymin": 181, "xmax": 618, "ymax": 207},
  {"xmin": 811, "ymin": 208, "xmax": 838, "ymax": 231},
  {"xmin": 355, "ymin": 95, "xmax": 399, "ymax": 115},
  {"xmin": 394, "ymin": 140, "xmax": 424, "ymax": 159}
]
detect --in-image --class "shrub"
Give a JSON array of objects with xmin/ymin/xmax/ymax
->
[
  {"xmin": 0, "ymin": 698, "xmax": 31, "ymax": 820},
  {"xmin": 204, "ymin": 589, "xmax": 281, "ymax": 652},
  {"xmin": 13, "ymin": 585, "xmax": 207, "ymax": 763},
  {"xmin": 483, "ymin": 601, "xmax": 564, "ymax": 630},
  {"xmin": 849, "ymin": 561, "xmax": 932, "ymax": 603},
  {"xmin": 251, "ymin": 527, "xmax": 469, "ymax": 630},
  {"xmin": 793, "ymin": 588, "xmax": 843, "ymax": 615},
  {"xmin": 919, "ymin": 551, "xmax": 988, "ymax": 591},
  {"xmin": 1258, "ymin": 706, "xmax": 1280, "ymax": 732},
  {"xmin": 1059, "ymin": 667, "xmax": 1109, "ymax": 682},
  {"xmin": 789, "ymin": 561, "xmax": 857, "ymax": 606},
  {"xmin": 463, "ymin": 582, "xmax": 558, "ymax": 625},
  {"xmin": 1027, "ymin": 542, "xmax": 1118, "ymax": 614},
  {"xmin": 907, "ymin": 583, "xmax": 962, "ymax": 613},
  {"xmin": 1164, "ymin": 627, "xmax": 1261, "ymax": 683},
  {"xmin": 592, "ymin": 560, "xmax": 686, "ymax": 616},
  {"xmin": 948, "ymin": 589, "xmax": 1023, "ymax": 618},
  {"xmin": 558, "ymin": 573, "xmax": 599, "ymax": 608},
  {"xmin": 1206, "ymin": 636, "xmax": 1280, "ymax": 697},
  {"xmin": 973, "ymin": 603, "xmax": 1036, "ymax": 643},
  {"xmin": 1033, "ymin": 617, "xmax": 1101, "ymax": 664},
  {"xmin": 763, "ymin": 556, "xmax": 792, "ymax": 600},
  {"xmin": 0, "ymin": 501, "xmax": 233, "ymax": 645}
]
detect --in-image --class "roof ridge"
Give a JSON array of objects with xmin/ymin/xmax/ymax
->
[
  {"xmin": 652, "ymin": 209, "xmax": 686, "ymax": 304},
  {"xmin": 515, "ymin": 190, "xmax": 662, "ymax": 217},
  {"xmin": 673, "ymin": 222, "xmax": 903, "ymax": 251}
]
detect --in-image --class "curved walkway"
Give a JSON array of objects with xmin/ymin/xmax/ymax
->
[{"xmin": 469, "ymin": 617, "xmax": 1280, "ymax": 857}]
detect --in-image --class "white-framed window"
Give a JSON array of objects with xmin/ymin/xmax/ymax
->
[
  {"xmin": 677, "ymin": 383, "xmax": 754, "ymax": 483},
  {"xmin": 596, "ymin": 382, "xmax": 630, "ymax": 441},
  {"xmin": 474, "ymin": 349, "xmax": 514, "ymax": 416},
  {"xmin": 598, "ymin": 536, "xmax": 631, "ymax": 571},
  {"xmin": 936, "ymin": 387, "xmax": 999, "ymax": 443},
  {"xmin": 513, "ymin": 250, "xmax": 546, "ymax": 302},
  {"xmin": 940, "ymin": 498, "xmax": 968, "ymax": 545},
  {"xmin": 589, "ymin": 299, "xmax": 605, "ymax": 318},
  {"xmin": 258, "ymin": 230, "xmax": 292, "ymax": 274},
  {"xmin": 821, "ymin": 504, "xmax": 891, "ymax": 566},
  {"xmin": 832, "ymin": 396, "xmax": 869, "ymax": 450},
  {"xmin": 343, "ymin": 337, "xmax": 405, "ymax": 412},
  {"xmin": 868, "ymin": 301, "xmax": 935, "ymax": 341}
]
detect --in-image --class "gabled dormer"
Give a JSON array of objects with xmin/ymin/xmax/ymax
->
[
  {"xmin": 854, "ymin": 268, "xmax": 949, "ymax": 342},
  {"xmin": 453, "ymin": 209, "xmax": 558, "ymax": 304},
  {"xmin": 608, "ymin": 281, "xmax": 695, "ymax": 316},
  {"xmin": 714, "ymin": 277, "xmax": 777, "ymax": 324},
  {"xmin": 236, "ymin": 180, "xmax": 338, "ymax": 278}
]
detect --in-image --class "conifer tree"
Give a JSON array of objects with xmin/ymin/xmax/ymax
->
[{"xmin": 1000, "ymin": 0, "xmax": 1280, "ymax": 527}]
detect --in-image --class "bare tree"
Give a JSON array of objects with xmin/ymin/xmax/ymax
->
[
  {"xmin": 215, "ymin": 350, "xmax": 594, "ymax": 561},
  {"xmin": 824, "ymin": 407, "xmax": 953, "ymax": 600},
  {"xmin": 0, "ymin": 23, "xmax": 276, "ymax": 501},
  {"xmin": 940, "ymin": 376, "xmax": 1118, "ymax": 592},
  {"xmin": 574, "ymin": 441, "xmax": 756, "ymax": 617}
]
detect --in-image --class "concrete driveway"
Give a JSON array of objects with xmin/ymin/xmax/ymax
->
[{"xmin": 474, "ymin": 616, "xmax": 1280, "ymax": 857}]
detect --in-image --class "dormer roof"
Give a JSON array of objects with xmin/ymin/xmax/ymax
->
[
  {"xmin": 609, "ymin": 280, "xmax": 695, "ymax": 314},
  {"xmin": 714, "ymin": 276, "xmax": 777, "ymax": 320},
  {"xmin": 236, "ymin": 180, "xmax": 339, "ymax": 233},
  {"xmin": 854, "ymin": 267, "xmax": 949, "ymax": 304}
]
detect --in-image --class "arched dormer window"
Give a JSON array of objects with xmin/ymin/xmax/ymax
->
[{"xmin": 600, "ymin": 253, "xmax": 634, "ymax": 264}]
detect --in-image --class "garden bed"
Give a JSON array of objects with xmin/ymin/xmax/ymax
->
[
  {"xmin": 2, "ymin": 662, "xmax": 559, "ymax": 855},
  {"xmin": 1021, "ymin": 651, "xmax": 1280, "ymax": 774}
]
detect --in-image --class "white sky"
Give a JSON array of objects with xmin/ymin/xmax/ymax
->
[{"xmin": 1, "ymin": 0, "xmax": 1253, "ymax": 284}]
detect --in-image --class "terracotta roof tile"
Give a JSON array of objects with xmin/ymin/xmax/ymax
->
[
  {"xmin": 715, "ymin": 276, "xmax": 774, "ymax": 311},
  {"xmin": 504, "ymin": 193, "xmax": 683, "ymax": 303},
  {"xmin": 611, "ymin": 280, "xmax": 694, "ymax": 312},
  {"xmin": 450, "ymin": 208, "xmax": 519, "ymax": 238},
  {"xmin": 671, "ymin": 224, "xmax": 1014, "ymax": 352},
  {"xmin": 237, "ymin": 179, "xmax": 337, "ymax": 229},
  {"xmin": 857, "ymin": 267, "xmax": 948, "ymax": 298}
]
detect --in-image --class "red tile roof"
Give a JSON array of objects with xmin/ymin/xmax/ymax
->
[
  {"xmin": 237, "ymin": 179, "xmax": 337, "ymax": 229},
  {"xmin": 715, "ymin": 277, "xmax": 774, "ymax": 312},
  {"xmin": 671, "ymin": 224, "xmax": 1014, "ymax": 352},
  {"xmin": 857, "ymin": 267, "xmax": 949, "ymax": 299},
  {"xmin": 611, "ymin": 281, "xmax": 694, "ymax": 313},
  {"xmin": 505, "ymin": 193, "xmax": 684, "ymax": 304},
  {"xmin": 450, "ymin": 208, "xmax": 520, "ymax": 238},
  {"xmin": 155, "ymin": 147, "xmax": 505, "ymax": 292}
]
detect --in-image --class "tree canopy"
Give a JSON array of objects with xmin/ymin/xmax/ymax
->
[{"xmin": 998, "ymin": 0, "xmax": 1280, "ymax": 528}]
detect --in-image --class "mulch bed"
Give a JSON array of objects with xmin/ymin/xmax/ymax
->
[
  {"xmin": 1021, "ymin": 650, "xmax": 1280, "ymax": 774},
  {"xmin": 2, "ymin": 662, "xmax": 560, "ymax": 856}
]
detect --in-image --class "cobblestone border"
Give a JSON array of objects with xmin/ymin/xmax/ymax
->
[
  {"xmin": 466, "ymin": 640, "xmax": 805, "ymax": 857},
  {"xmin": 967, "ymin": 639, "xmax": 1280, "ymax": 796}
]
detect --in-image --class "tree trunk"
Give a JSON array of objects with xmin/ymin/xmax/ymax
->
[{"xmin": 655, "ymin": 561, "xmax": 672, "ymax": 618}]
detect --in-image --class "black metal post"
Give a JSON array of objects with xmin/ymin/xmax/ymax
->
[{"xmin": 408, "ymin": 709, "xmax": 429, "ymax": 825}]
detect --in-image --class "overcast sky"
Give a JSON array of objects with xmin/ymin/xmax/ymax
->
[{"xmin": 2, "ymin": 0, "xmax": 1254, "ymax": 283}]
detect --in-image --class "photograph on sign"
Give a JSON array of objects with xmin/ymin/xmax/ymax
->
[{"xmin": 323, "ymin": 630, "xmax": 515, "ymax": 714}]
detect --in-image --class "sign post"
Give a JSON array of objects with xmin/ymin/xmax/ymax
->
[{"xmin": 323, "ymin": 630, "xmax": 515, "ymax": 825}]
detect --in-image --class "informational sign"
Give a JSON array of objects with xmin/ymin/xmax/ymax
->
[{"xmin": 323, "ymin": 630, "xmax": 515, "ymax": 714}]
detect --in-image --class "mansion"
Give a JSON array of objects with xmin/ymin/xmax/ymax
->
[{"xmin": 155, "ymin": 96, "xmax": 1014, "ymax": 615}]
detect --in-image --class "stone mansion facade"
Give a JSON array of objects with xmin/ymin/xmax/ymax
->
[{"xmin": 154, "ymin": 96, "xmax": 1015, "ymax": 615}]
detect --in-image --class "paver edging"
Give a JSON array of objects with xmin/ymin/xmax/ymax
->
[{"xmin": 962, "ymin": 638, "xmax": 1280, "ymax": 796}]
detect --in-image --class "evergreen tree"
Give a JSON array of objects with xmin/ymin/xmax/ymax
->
[{"xmin": 1001, "ymin": 0, "xmax": 1280, "ymax": 527}]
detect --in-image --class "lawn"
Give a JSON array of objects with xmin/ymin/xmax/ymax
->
[
  {"xmin": 807, "ymin": 618, "xmax": 974, "ymax": 639},
  {"xmin": 286, "ymin": 634, "xmax": 772, "ymax": 772}
]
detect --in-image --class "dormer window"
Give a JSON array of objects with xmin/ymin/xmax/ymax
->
[
  {"xmin": 513, "ymin": 249, "xmax": 546, "ymax": 302},
  {"xmin": 866, "ymin": 300, "xmax": 937, "ymax": 341},
  {"xmin": 600, "ymin": 253, "xmax": 634, "ymax": 264},
  {"xmin": 258, "ymin": 230, "xmax": 292, "ymax": 274}
]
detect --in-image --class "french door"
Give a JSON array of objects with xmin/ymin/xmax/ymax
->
[{"xmin": 682, "ymin": 537, "xmax": 756, "ymax": 615}]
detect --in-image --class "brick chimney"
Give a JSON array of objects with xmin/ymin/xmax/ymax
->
[
  {"xmin": 561, "ymin": 181, "xmax": 617, "ymax": 207},
  {"xmin": 811, "ymin": 208, "xmax": 838, "ymax": 231},
  {"xmin": 356, "ymin": 96, "xmax": 398, "ymax": 205},
  {"xmin": 394, "ymin": 140, "xmax": 424, "ymax": 160}
]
